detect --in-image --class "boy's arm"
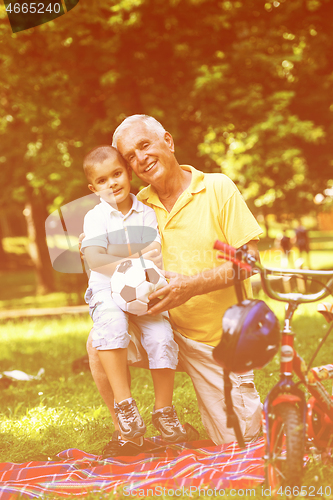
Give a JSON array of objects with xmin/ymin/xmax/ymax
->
[
  {"xmin": 81, "ymin": 204, "xmax": 163, "ymax": 273},
  {"xmin": 85, "ymin": 242, "xmax": 162, "ymax": 276},
  {"xmin": 106, "ymin": 241, "xmax": 163, "ymax": 268},
  {"xmin": 85, "ymin": 245, "xmax": 143, "ymax": 276}
]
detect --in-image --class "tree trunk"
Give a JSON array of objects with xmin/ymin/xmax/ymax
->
[
  {"xmin": 0, "ymin": 217, "xmax": 8, "ymax": 270},
  {"xmin": 23, "ymin": 189, "xmax": 55, "ymax": 294}
]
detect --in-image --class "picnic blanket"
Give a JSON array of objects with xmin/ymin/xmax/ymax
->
[{"xmin": 0, "ymin": 437, "xmax": 265, "ymax": 499}]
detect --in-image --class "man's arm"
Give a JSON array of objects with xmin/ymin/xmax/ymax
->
[{"xmin": 147, "ymin": 240, "xmax": 259, "ymax": 315}]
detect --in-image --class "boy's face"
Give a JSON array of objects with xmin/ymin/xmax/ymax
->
[{"xmin": 88, "ymin": 156, "xmax": 132, "ymax": 207}]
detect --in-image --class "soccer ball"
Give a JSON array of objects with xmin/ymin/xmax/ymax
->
[{"xmin": 110, "ymin": 258, "xmax": 167, "ymax": 316}]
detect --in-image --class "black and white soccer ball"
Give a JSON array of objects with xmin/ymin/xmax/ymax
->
[{"xmin": 110, "ymin": 258, "xmax": 167, "ymax": 316}]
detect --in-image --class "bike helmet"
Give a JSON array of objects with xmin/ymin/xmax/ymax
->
[{"xmin": 213, "ymin": 299, "xmax": 280, "ymax": 373}]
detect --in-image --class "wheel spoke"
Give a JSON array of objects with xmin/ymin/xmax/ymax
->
[
  {"xmin": 273, "ymin": 467, "xmax": 286, "ymax": 480},
  {"xmin": 272, "ymin": 422, "xmax": 285, "ymax": 454}
]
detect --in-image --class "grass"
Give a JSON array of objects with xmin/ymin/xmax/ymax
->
[
  {"xmin": 1, "ymin": 232, "xmax": 333, "ymax": 499},
  {"xmin": 0, "ymin": 314, "xmax": 204, "ymax": 464},
  {"xmin": 3, "ymin": 237, "xmax": 31, "ymax": 256},
  {"xmin": 1, "ymin": 304, "xmax": 333, "ymax": 500},
  {"xmin": 0, "ymin": 236, "xmax": 87, "ymax": 309},
  {"xmin": 0, "ymin": 271, "xmax": 87, "ymax": 309}
]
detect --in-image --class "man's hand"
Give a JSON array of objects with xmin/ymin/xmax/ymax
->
[
  {"xmin": 146, "ymin": 240, "xmax": 260, "ymax": 315},
  {"xmin": 147, "ymin": 270, "xmax": 194, "ymax": 315}
]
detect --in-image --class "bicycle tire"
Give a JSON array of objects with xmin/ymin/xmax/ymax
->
[{"xmin": 265, "ymin": 402, "xmax": 304, "ymax": 490}]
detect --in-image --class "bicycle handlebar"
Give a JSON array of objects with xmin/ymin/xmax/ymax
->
[
  {"xmin": 214, "ymin": 240, "xmax": 333, "ymax": 304},
  {"xmin": 213, "ymin": 240, "xmax": 253, "ymax": 272}
]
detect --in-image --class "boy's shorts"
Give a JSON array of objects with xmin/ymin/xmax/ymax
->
[{"xmin": 85, "ymin": 287, "xmax": 178, "ymax": 370}]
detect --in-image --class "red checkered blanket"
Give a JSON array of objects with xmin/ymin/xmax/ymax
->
[{"xmin": 0, "ymin": 437, "xmax": 265, "ymax": 499}]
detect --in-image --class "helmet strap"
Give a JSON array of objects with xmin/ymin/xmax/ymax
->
[
  {"xmin": 223, "ymin": 369, "xmax": 245, "ymax": 448},
  {"xmin": 222, "ymin": 251, "xmax": 246, "ymax": 448},
  {"xmin": 233, "ymin": 261, "xmax": 244, "ymax": 304}
]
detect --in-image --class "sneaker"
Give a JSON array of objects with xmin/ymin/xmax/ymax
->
[
  {"xmin": 102, "ymin": 431, "xmax": 167, "ymax": 458},
  {"xmin": 114, "ymin": 398, "xmax": 146, "ymax": 439},
  {"xmin": 152, "ymin": 405, "xmax": 187, "ymax": 443},
  {"xmin": 102, "ymin": 431, "xmax": 144, "ymax": 458}
]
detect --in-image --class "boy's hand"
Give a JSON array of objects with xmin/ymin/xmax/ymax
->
[{"xmin": 142, "ymin": 248, "xmax": 163, "ymax": 269}]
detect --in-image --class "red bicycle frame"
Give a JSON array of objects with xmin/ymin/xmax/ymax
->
[{"xmin": 214, "ymin": 239, "xmax": 333, "ymax": 453}]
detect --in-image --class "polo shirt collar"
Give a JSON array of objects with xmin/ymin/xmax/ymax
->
[
  {"xmin": 99, "ymin": 193, "xmax": 143, "ymax": 216},
  {"xmin": 129, "ymin": 193, "xmax": 144, "ymax": 213},
  {"xmin": 144, "ymin": 165, "xmax": 205, "ymax": 207},
  {"xmin": 182, "ymin": 165, "xmax": 206, "ymax": 194}
]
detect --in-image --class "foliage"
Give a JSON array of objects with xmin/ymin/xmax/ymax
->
[
  {"xmin": 195, "ymin": 0, "xmax": 333, "ymax": 218},
  {"xmin": 1, "ymin": 0, "xmax": 333, "ymax": 209},
  {"xmin": 1, "ymin": 0, "xmax": 333, "ymax": 289}
]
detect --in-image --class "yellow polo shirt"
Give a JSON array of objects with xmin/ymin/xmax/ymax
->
[{"xmin": 137, "ymin": 165, "xmax": 263, "ymax": 346}]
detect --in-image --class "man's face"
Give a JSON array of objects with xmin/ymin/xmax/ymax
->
[{"xmin": 116, "ymin": 121, "xmax": 174, "ymax": 185}]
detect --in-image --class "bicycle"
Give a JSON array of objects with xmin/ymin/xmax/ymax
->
[{"xmin": 213, "ymin": 240, "xmax": 333, "ymax": 492}]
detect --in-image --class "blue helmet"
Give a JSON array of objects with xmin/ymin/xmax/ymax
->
[{"xmin": 213, "ymin": 299, "xmax": 280, "ymax": 373}]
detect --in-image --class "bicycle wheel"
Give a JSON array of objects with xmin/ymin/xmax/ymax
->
[
  {"xmin": 265, "ymin": 402, "xmax": 304, "ymax": 491},
  {"xmin": 307, "ymin": 396, "xmax": 333, "ymax": 450}
]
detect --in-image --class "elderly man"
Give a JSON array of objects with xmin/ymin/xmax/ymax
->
[{"xmin": 87, "ymin": 114, "xmax": 263, "ymax": 448}]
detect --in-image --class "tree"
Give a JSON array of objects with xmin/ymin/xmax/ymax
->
[
  {"xmin": 1, "ymin": 0, "xmax": 333, "ymax": 291},
  {"xmin": 194, "ymin": 0, "xmax": 333, "ymax": 220}
]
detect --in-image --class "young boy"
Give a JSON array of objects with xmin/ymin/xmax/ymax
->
[{"xmin": 81, "ymin": 145, "xmax": 186, "ymax": 445}]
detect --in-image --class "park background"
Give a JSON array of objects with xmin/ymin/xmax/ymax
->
[{"xmin": 0, "ymin": 0, "xmax": 333, "ymax": 498}]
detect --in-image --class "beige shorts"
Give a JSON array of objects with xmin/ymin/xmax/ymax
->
[
  {"xmin": 86, "ymin": 288, "xmax": 178, "ymax": 370},
  {"xmin": 125, "ymin": 322, "xmax": 262, "ymax": 445}
]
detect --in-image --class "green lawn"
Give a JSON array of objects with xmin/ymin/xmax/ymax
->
[
  {"xmin": 0, "ymin": 314, "xmax": 204, "ymax": 463},
  {"xmin": 0, "ymin": 236, "xmax": 87, "ymax": 309},
  {"xmin": 1, "ymin": 233, "xmax": 333, "ymax": 499},
  {"xmin": 0, "ymin": 305, "xmax": 333, "ymax": 499},
  {"xmin": 0, "ymin": 271, "xmax": 87, "ymax": 310}
]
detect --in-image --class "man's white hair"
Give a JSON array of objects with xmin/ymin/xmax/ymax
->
[{"xmin": 112, "ymin": 115, "xmax": 167, "ymax": 147}]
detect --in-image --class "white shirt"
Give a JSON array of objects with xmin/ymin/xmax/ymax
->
[{"xmin": 81, "ymin": 194, "xmax": 161, "ymax": 292}]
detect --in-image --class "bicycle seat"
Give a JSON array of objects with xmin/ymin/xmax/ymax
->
[{"xmin": 317, "ymin": 303, "xmax": 333, "ymax": 323}]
